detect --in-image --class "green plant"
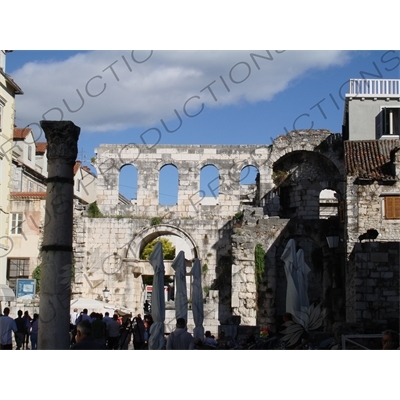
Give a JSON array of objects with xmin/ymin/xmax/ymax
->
[
  {"xmin": 32, "ymin": 264, "xmax": 42, "ymax": 293},
  {"xmin": 272, "ymin": 170, "xmax": 289, "ymax": 186},
  {"xmin": 234, "ymin": 211, "xmax": 243, "ymax": 220},
  {"xmin": 90, "ymin": 156, "xmax": 97, "ymax": 164},
  {"xmin": 203, "ymin": 285, "xmax": 210, "ymax": 297},
  {"xmin": 141, "ymin": 238, "xmax": 175, "ymax": 260},
  {"xmin": 202, "ymin": 263, "xmax": 208, "ymax": 275},
  {"xmin": 151, "ymin": 217, "xmax": 162, "ymax": 226},
  {"xmin": 254, "ymin": 243, "xmax": 265, "ymax": 285},
  {"xmin": 87, "ymin": 201, "xmax": 103, "ymax": 218}
]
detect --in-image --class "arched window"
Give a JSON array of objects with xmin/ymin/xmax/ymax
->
[
  {"xmin": 159, "ymin": 164, "xmax": 178, "ymax": 205},
  {"xmin": 240, "ymin": 165, "xmax": 258, "ymax": 184},
  {"xmin": 119, "ymin": 164, "xmax": 138, "ymax": 201},
  {"xmin": 240, "ymin": 165, "xmax": 259, "ymax": 205},
  {"xmin": 319, "ymin": 189, "xmax": 339, "ymax": 219},
  {"xmin": 200, "ymin": 165, "xmax": 219, "ymax": 201}
]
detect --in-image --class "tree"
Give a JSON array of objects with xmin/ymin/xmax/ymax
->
[
  {"xmin": 32, "ymin": 264, "xmax": 42, "ymax": 293},
  {"xmin": 141, "ymin": 238, "xmax": 176, "ymax": 260}
]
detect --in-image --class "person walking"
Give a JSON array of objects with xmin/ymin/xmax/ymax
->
[
  {"xmin": 30, "ymin": 314, "xmax": 39, "ymax": 350},
  {"xmin": 14, "ymin": 310, "xmax": 25, "ymax": 350},
  {"xmin": 0, "ymin": 307, "xmax": 18, "ymax": 350},
  {"xmin": 22, "ymin": 311, "xmax": 32, "ymax": 349}
]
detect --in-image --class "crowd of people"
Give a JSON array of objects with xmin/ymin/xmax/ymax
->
[
  {"xmin": 0, "ymin": 308, "xmax": 38, "ymax": 350},
  {"xmin": 69, "ymin": 308, "xmax": 154, "ymax": 350},
  {"xmin": 1, "ymin": 306, "xmax": 398, "ymax": 350}
]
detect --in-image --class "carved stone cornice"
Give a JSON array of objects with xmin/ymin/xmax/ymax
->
[{"xmin": 40, "ymin": 121, "xmax": 80, "ymax": 163}]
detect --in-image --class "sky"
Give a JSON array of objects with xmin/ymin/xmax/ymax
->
[{"xmin": 5, "ymin": 50, "xmax": 400, "ymax": 201}]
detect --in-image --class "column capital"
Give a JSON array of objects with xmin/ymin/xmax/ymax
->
[{"xmin": 40, "ymin": 121, "xmax": 80, "ymax": 163}]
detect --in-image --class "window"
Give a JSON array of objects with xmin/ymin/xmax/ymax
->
[
  {"xmin": 381, "ymin": 107, "xmax": 400, "ymax": 136},
  {"xmin": 384, "ymin": 196, "xmax": 400, "ymax": 219},
  {"xmin": 10, "ymin": 212, "xmax": 23, "ymax": 234},
  {"xmin": 7, "ymin": 259, "xmax": 30, "ymax": 279},
  {"xmin": 28, "ymin": 145, "xmax": 32, "ymax": 161}
]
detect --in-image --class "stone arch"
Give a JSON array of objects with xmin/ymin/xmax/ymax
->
[
  {"xmin": 271, "ymin": 150, "xmax": 343, "ymax": 219},
  {"xmin": 125, "ymin": 224, "xmax": 199, "ymax": 260},
  {"xmin": 267, "ymin": 131, "xmax": 344, "ymax": 174}
]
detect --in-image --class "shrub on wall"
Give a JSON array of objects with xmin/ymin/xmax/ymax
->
[
  {"xmin": 87, "ymin": 201, "xmax": 103, "ymax": 218},
  {"xmin": 254, "ymin": 243, "xmax": 265, "ymax": 285}
]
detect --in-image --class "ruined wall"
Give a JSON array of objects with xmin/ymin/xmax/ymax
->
[
  {"xmin": 73, "ymin": 213, "xmax": 233, "ymax": 322},
  {"xmin": 74, "ymin": 130, "xmax": 348, "ymax": 332}
]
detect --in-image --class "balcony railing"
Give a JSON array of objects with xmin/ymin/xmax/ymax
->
[{"xmin": 349, "ymin": 79, "xmax": 400, "ymax": 96}]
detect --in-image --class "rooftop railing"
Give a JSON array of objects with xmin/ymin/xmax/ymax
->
[{"xmin": 349, "ymin": 79, "xmax": 400, "ymax": 96}]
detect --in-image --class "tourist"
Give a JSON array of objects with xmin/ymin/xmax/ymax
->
[
  {"xmin": 30, "ymin": 313, "xmax": 39, "ymax": 350},
  {"xmin": 204, "ymin": 331, "xmax": 218, "ymax": 347},
  {"xmin": 133, "ymin": 315, "xmax": 145, "ymax": 350},
  {"xmin": 92, "ymin": 313, "xmax": 107, "ymax": 346},
  {"xmin": 14, "ymin": 310, "xmax": 25, "ymax": 350},
  {"xmin": 0, "ymin": 307, "xmax": 17, "ymax": 350},
  {"xmin": 22, "ymin": 311, "xmax": 32, "ymax": 349},
  {"xmin": 71, "ymin": 320, "xmax": 106, "ymax": 350},
  {"xmin": 166, "ymin": 318, "xmax": 194, "ymax": 350},
  {"xmin": 107, "ymin": 314, "xmax": 121, "ymax": 350}
]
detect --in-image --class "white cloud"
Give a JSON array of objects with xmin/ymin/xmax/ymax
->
[{"xmin": 12, "ymin": 50, "xmax": 350, "ymax": 133}]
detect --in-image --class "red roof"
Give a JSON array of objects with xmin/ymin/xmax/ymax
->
[
  {"xmin": 36, "ymin": 142, "xmax": 47, "ymax": 154},
  {"xmin": 14, "ymin": 127, "xmax": 33, "ymax": 140},
  {"xmin": 73, "ymin": 161, "xmax": 82, "ymax": 175},
  {"xmin": 11, "ymin": 192, "xmax": 47, "ymax": 199},
  {"xmin": 345, "ymin": 139, "xmax": 400, "ymax": 181}
]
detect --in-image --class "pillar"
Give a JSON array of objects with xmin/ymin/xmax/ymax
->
[{"xmin": 38, "ymin": 121, "xmax": 80, "ymax": 350}]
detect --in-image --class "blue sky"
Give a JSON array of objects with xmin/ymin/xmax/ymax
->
[{"xmin": 6, "ymin": 50, "xmax": 400, "ymax": 201}]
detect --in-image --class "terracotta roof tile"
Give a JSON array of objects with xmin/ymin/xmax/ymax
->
[
  {"xmin": 74, "ymin": 161, "xmax": 82, "ymax": 175},
  {"xmin": 14, "ymin": 127, "xmax": 33, "ymax": 140},
  {"xmin": 344, "ymin": 140, "xmax": 400, "ymax": 181},
  {"xmin": 11, "ymin": 192, "xmax": 47, "ymax": 199},
  {"xmin": 36, "ymin": 142, "xmax": 47, "ymax": 154}
]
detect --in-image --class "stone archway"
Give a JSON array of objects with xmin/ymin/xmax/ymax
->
[
  {"xmin": 124, "ymin": 224, "xmax": 199, "ymax": 260},
  {"xmin": 121, "ymin": 224, "xmax": 199, "ymax": 314}
]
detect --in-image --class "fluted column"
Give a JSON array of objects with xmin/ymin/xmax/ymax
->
[{"xmin": 38, "ymin": 121, "xmax": 80, "ymax": 350}]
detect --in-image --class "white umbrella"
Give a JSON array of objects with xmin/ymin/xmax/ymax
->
[
  {"xmin": 281, "ymin": 239, "xmax": 311, "ymax": 329},
  {"xmin": 70, "ymin": 297, "xmax": 122, "ymax": 315},
  {"xmin": 0, "ymin": 284, "xmax": 15, "ymax": 313},
  {"xmin": 148, "ymin": 241, "xmax": 166, "ymax": 350},
  {"xmin": 172, "ymin": 250, "xmax": 188, "ymax": 323},
  {"xmin": 191, "ymin": 258, "xmax": 204, "ymax": 340}
]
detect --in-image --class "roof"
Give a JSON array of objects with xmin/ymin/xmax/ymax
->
[
  {"xmin": 74, "ymin": 161, "xmax": 82, "ymax": 175},
  {"xmin": 10, "ymin": 192, "xmax": 47, "ymax": 199},
  {"xmin": 14, "ymin": 127, "xmax": 33, "ymax": 140},
  {"xmin": 344, "ymin": 139, "xmax": 400, "ymax": 181},
  {"xmin": 36, "ymin": 142, "xmax": 47, "ymax": 154},
  {"xmin": 0, "ymin": 70, "xmax": 24, "ymax": 95}
]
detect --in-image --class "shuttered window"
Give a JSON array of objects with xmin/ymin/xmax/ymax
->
[{"xmin": 385, "ymin": 196, "xmax": 400, "ymax": 219}]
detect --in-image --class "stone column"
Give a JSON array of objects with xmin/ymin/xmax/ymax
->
[{"xmin": 38, "ymin": 121, "xmax": 80, "ymax": 350}]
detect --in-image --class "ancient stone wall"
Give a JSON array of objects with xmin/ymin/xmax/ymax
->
[{"xmin": 74, "ymin": 130, "xmax": 349, "ymax": 333}]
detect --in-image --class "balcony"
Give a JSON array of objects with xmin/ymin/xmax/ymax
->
[{"xmin": 349, "ymin": 79, "xmax": 400, "ymax": 96}]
